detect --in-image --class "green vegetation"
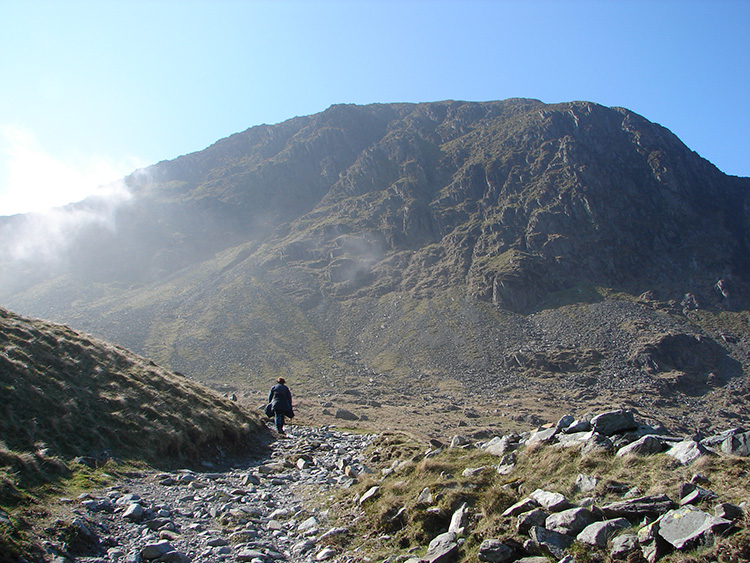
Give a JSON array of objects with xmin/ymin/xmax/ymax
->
[
  {"xmin": 0, "ymin": 323, "xmax": 262, "ymax": 463},
  {"xmin": 0, "ymin": 306, "xmax": 269, "ymax": 559},
  {"xmin": 689, "ymin": 309, "xmax": 750, "ymax": 341},
  {"xmin": 533, "ymin": 284, "xmax": 607, "ymax": 311},
  {"xmin": 326, "ymin": 433, "xmax": 750, "ymax": 563}
]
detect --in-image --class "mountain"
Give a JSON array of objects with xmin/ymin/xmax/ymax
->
[{"xmin": 2, "ymin": 99, "xmax": 750, "ymax": 434}]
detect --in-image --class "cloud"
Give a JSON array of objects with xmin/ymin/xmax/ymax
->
[
  {"xmin": 0, "ymin": 125, "xmax": 145, "ymax": 268},
  {"xmin": 0, "ymin": 124, "xmax": 143, "ymax": 215},
  {"xmin": 1, "ymin": 185, "xmax": 131, "ymax": 264}
]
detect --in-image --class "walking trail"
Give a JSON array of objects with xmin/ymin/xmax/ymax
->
[{"xmin": 63, "ymin": 424, "xmax": 375, "ymax": 563}]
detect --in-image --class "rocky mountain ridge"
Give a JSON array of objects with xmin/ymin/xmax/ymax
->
[{"xmin": 1, "ymin": 99, "xmax": 750, "ymax": 432}]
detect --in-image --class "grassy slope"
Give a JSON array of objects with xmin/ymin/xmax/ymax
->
[{"xmin": 0, "ymin": 306, "xmax": 269, "ymax": 560}]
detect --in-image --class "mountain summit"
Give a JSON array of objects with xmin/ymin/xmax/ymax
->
[{"xmin": 2, "ymin": 99, "xmax": 749, "ymax": 432}]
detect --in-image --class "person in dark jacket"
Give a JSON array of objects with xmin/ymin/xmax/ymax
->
[{"xmin": 268, "ymin": 377, "xmax": 294, "ymax": 435}]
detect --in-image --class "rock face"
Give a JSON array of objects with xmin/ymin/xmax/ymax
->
[
  {"xmin": 529, "ymin": 489, "xmax": 570, "ymax": 512},
  {"xmin": 423, "ymin": 531, "xmax": 458, "ymax": 563},
  {"xmin": 577, "ymin": 518, "xmax": 630, "ymax": 547},
  {"xmin": 591, "ymin": 410, "xmax": 638, "ymax": 436},
  {"xmin": 616, "ymin": 435, "xmax": 664, "ymax": 457},
  {"xmin": 516, "ymin": 508, "xmax": 548, "ymax": 535},
  {"xmin": 544, "ymin": 506, "xmax": 598, "ymax": 536},
  {"xmin": 478, "ymin": 538, "xmax": 515, "ymax": 562},
  {"xmin": 666, "ymin": 440, "xmax": 712, "ymax": 465},
  {"xmin": 529, "ymin": 525, "xmax": 574, "ymax": 558},
  {"xmin": 2, "ymin": 99, "xmax": 750, "ymax": 428},
  {"xmin": 601, "ymin": 494, "xmax": 676, "ymax": 519},
  {"xmin": 720, "ymin": 430, "xmax": 750, "ymax": 456},
  {"xmin": 10, "ymin": 99, "xmax": 749, "ymax": 303}
]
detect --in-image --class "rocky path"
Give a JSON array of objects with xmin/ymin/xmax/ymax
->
[{"xmin": 57, "ymin": 425, "xmax": 375, "ymax": 563}]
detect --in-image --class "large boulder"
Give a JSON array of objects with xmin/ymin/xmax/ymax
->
[
  {"xmin": 335, "ymin": 408, "xmax": 359, "ymax": 421},
  {"xmin": 485, "ymin": 435, "xmax": 515, "ymax": 456},
  {"xmin": 616, "ymin": 435, "xmax": 664, "ymax": 457},
  {"xmin": 556, "ymin": 414, "xmax": 575, "ymax": 429},
  {"xmin": 715, "ymin": 502, "xmax": 745, "ymax": 522},
  {"xmin": 495, "ymin": 452, "xmax": 517, "ymax": 475},
  {"xmin": 423, "ymin": 531, "xmax": 458, "ymax": 563},
  {"xmin": 666, "ymin": 439, "xmax": 712, "ymax": 465},
  {"xmin": 657, "ymin": 505, "xmax": 734, "ymax": 550},
  {"xmin": 601, "ymin": 494, "xmax": 675, "ymax": 520},
  {"xmin": 637, "ymin": 521, "xmax": 672, "ymax": 563},
  {"xmin": 581, "ymin": 432, "xmax": 615, "ymax": 454},
  {"xmin": 610, "ymin": 533, "xmax": 639, "ymax": 559},
  {"xmin": 449, "ymin": 435, "xmax": 469, "ymax": 448},
  {"xmin": 477, "ymin": 539, "xmax": 515, "ymax": 563},
  {"xmin": 516, "ymin": 508, "xmax": 549, "ymax": 535},
  {"xmin": 122, "ymin": 503, "xmax": 144, "ymax": 522},
  {"xmin": 529, "ymin": 489, "xmax": 570, "ymax": 512},
  {"xmin": 556, "ymin": 431, "xmax": 592, "ymax": 448},
  {"xmin": 577, "ymin": 518, "xmax": 631, "ymax": 547},
  {"xmin": 562, "ymin": 419, "xmax": 592, "ymax": 434},
  {"xmin": 527, "ymin": 427, "xmax": 558, "ymax": 445},
  {"xmin": 679, "ymin": 485, "xmax": 718, "ymax": 506},
  {"xmin": 590, "ymin": 410, "xmax": 637, "ymax": 436},
  {"xmin": 448, "ymin": 502, "xmax": 471, "ymax": 535},
  {"xmin": 502, "ymin": 498, "xmax": 539, "ymax": 517},
  {"xmin": 528, "ymin": 526, "xmax": 574, "ymax": 559},
  {"xmin": 141, "ymin": 541, "xmax": 175, "ymax": 560},
  {"xmin": 721, "ymin": 430, "xmax": 750, "ymax": 456},
  {"xmin": 700, "ymin": 427, "xmax": 744, "ymax": 450},
  {"xmin": 574, "ymin": 473, "xmax": 598, "ymax": 494},
  {"xmin": 545, "ymin": 507, "xmax": 598, "ymax": 536},
  {"xmin": 358, "ymin": 486, "xmax": 380, "ymax": 505}
]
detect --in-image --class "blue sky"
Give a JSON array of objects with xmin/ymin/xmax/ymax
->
[{"xmin": 1, "ymin": 0, "xmax": 748, "ymax": 214}]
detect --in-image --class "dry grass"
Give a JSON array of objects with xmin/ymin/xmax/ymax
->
[
  {"xmin": 0, "ymin": 306, "xmax": 271, "ymax": 558},
  {"xmin": 0, "ymin": 308, "xmax": 268, "ymax": 470},
  {"xmin": 327, "ymin": 433, "xmax": 750, "ymax": 563}
]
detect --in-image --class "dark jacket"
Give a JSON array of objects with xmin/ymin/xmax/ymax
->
[{"xmin": 268, "ymin": 383, "xmax": 293, "ymax": 416}]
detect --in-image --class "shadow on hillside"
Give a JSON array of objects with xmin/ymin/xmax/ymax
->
[{"xmin": 529, "ymin": 284, "xmax": 605, "ymax": 313}]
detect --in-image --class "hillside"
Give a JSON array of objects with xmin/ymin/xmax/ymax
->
[
  {"xmin": 0, "ymin": 306, "xmax": 267, "ymax": 472},
  {"xmin": 1, "ymin": 99, "xmax": 749, "ymax": 434},
  {"xmin": 0, "ymin": 306, "xmax": 271, "ymax": 561}
]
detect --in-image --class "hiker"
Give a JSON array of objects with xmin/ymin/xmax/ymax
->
[{"xmin": 268, "ymin": 377, "xmax": 294, "ymax": 435}]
